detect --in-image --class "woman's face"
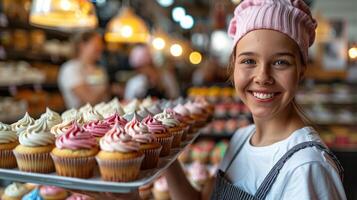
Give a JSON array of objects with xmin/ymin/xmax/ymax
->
[
  {"xmin": 80, "ymin": 35, "xmax": 103, "ymax": 61},
  {"xmin": 234, "ymin": 30, "xmax": 305, "ymax": 120}
]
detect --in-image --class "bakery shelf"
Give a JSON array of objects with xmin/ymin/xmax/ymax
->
[{"xmin": 0, "ymin": 132, "xmax": 201, "ymax": 193}]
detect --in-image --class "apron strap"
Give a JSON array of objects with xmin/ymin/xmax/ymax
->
[{"xmin": 255, "ymin": 141, "xmax": 344, "ymax": 200}]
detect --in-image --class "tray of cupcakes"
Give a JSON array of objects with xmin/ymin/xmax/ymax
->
[{"xmin": 0, "ymin": 97, "xmax": 214, "ymax": 193}]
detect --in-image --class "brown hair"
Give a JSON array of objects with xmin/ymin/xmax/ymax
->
[{"xmin": 72, "ymin": 31, "xmax": 101, "ymax": 58}]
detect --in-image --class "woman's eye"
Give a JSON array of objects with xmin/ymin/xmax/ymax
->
[
  {"xmin": 273, "ymin": 60, "xmax": 290, "ymax": 66},
  {"xmin": 241, "ymin": 59, "xmax": 256, "ymax": 65}
]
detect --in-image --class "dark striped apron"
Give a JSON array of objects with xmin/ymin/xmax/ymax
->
[{"xmin": 211, "ymin": 132, "xmax": 344, "ymax": 200}]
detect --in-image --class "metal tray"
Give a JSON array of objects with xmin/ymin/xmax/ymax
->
[{"xmin": 0, "ymin": 132, "xmax": 200, "ymax": 193}]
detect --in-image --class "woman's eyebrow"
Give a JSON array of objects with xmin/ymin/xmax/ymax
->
[{"xmin": 237, "ymin": 52, "xmax": 257, "ymax": 57}]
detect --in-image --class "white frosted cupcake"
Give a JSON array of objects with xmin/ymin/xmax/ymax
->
[
  {"xmin": 0, "ymin": 122, "xmax": 18, "ymax": 168},
  {"xmin": 41, "ymin": 107, "xmax": 62, "ymax": 128},
  {"xmin": 1, "ymin": 182, "xmax": 29, "ymax": 200},
  {"xmin": 11, "ymin": 112, "xmax": 35, "ymax": 136}
]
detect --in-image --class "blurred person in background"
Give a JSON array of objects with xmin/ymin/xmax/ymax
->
[
  {"xmin": 124, "ymin": 45, "xmax": 180, "ymax": 100},
  {"xmin": 58, "ymin": 31, "xmax": 110, "ymax": 109}
]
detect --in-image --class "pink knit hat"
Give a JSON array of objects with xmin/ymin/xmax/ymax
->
[
  {"xmin": 129, "ymin": 45, "xmax": 152, "ymax": 68},
  {"xmin": 228, "ymin": 0, "xmax": 317, "ymax": 63}
]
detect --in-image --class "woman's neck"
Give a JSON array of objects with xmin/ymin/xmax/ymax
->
[{"xmin": 251, "ymin": 104, "xmax": 305, "ymax": 147}]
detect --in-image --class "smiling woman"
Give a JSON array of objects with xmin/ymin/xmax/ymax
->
[{"xmin": 164, "ymin": 0, "xmax": 347, "ymax": 200}]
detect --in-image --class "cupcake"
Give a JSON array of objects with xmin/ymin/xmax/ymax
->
[
  {"xmin": 154, "ymin": 110, "xmax": 183, "ymax": 148},
  {"xmin": 24, "ymin": 183, "xmax": 40, "ymax": 191},
  {"xmin": 103, "ymin": 112, "xmax": 127, "ymax": 128},
  {"xmin": 22, "ymin": 188, "xmax": 43, "ymax": 200},
  {"xmin": 152, "ymin": 176, "xmax": 170, "ymax": 200},
  {"xmin": 165, "ymin": 109, "xmax": 189, "ymax": 142},
  {"xmin": 139, "ymin": 183, "xmax": 153, "ymax": 200},
  {"xmin": 40, "ymin": 186, "xmax": 68, "ymax": 200},
  {"xmin": 13, "ymin": 117, "xmax": 55, "ymax": 173},
  {"xmin": 173, "ymin": 104, "xmax": 196, "ymax": 138},
  {"xmin": 0, "ymin": 122, "xmax": 18, "ymax": 168},
  {"xmin": 1, "ymin": 182, "xmax": 29, "ymax": 200},
  {"xmin": 96, "ymin": 123, "xmax": 144, "ymax": 182},
  {"xmin": 191, "ymin": 140, "xmax": 215, "ymax": 164},
  {"xmin": 123, "ymin": 99, "xmax": 140, "ymax": 114},
  {"xmin": 188, "ymin": 161, "xmax": 209, "ymax": 190},
  {"xmin": 41, "ymin": 108, "xmax": 62, "ymax": 128},
  {"xmin": 61, "ymin": 108, "xmax": 78, "ymax": 121},
  {"xmin": 65, "ymin": 193, "xmax": 94, "ymax": 200},
  {"xmin": 11, "ymin": 112, "xmax": 35, "ymax": 136},
  {"xmin": 147, "ymin": 104, "xmax": 163, "ymax": 116},
  {"xmin": 51, "ymin": 123, "xmax": 98, "ymax": 178},
  {"xmin": 50, "ymin": 120, "xmax": 74, "ymax": 138},
  {"xmin": 125, "ymin": 115, "xmax": 162, "ymax": 169},
  {"xmin": 83, "ymin": 120, "xmax": 111, "ymax": 140},
  {"xmin": 184, "ymin": 102, "xmax": 206, "ymax": 128},
  {"xmin": 142, "ymin": 115, "xmax": 173, "ymax": 157},
  {"xmin": 78, "ymin": 103, "xmax": 92, "ymax": 115},
  {"xmin": 82, "ymin": 108, "xmax": 103, "ymax": 123}
]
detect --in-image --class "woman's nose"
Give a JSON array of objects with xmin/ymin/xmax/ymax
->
[{"xmin": 254, "ymin": 65, "xmax": 274, "ymax": 85}]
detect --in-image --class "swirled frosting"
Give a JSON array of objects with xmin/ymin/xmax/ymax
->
[
  {"xmin": 137, "ymin": 108, "xmax": 153, "ymax": 119},
  {"xmin": 173, "ymin": 104, "xmax": 191, "ymax": 116},
  {"xmin": 184, "ymin": 101, "xmax": 203, "ymax": 115},
  {"xmin": 154, "ymin": 110, "xmax": 180, "ymax": 128},
  {"xmin": 40, "ymin": 185, "xmax": 65, "ymax": 196},
  {"xmin": 165, "ymin": 108, "xmax": 185, "ymax": 123},
  {"xmin": 61, "ymin": 108, "xmax": 78, "ymax": 121},
  {"xmin": 141, "ymin": 96, "xmax": 154, "ymax": 108},
  {"xmin": 22, "ymin": 188, "xmax": 43, "ymax": 200},
  {"xmin": 19, "ymin": 117, "xmax": 55, "ymax": 147},
  {"xmin": 50, "ymin": 120, "xmax": 73, "ymax": 137},
  {"xmin": 79, "ymin": 103, "xmax": 92, "ymax": 114},
  {"xmin": 4, "ymin": 182, "xmax": 28, "ymax": 197},
  {"xmin": 66, "ymin": 193, "xmax": 94, "ymax": 200},
  {"xmin": 83, "ymin": 120, "xmax": 111, "ymax": 138},
  {"xmin": 108, "ymin": 97, "xmax": 125, "ymax": 116},
  {"xmin": 124, "ymin": 114, "xmax": 156, "ymax": 144},
  {"xmin": 154, "ymin": 176, "xmax": 168, "ymax": 192},
  {"xmin": 11, "ymin": 112, "xmax": 35, "ymax": 136},
  {"xmin": 0, "ymin": 122, "xmax": 17, "ymax": 144},
  {"xmin": 82, "ymin": 108, "xmax": 103, "ymax": 123},
  {"xmin": 55, "ymin": 123, "xmax": 97, "ymax": 150},
  {"xmin": 147, "ymin": 104, "xmax": 162, "ymax": 115},
  {"xmin": 41, "ymin": 107, "xmax": 62, "ymax": 128},
  {"xmin": 104, "ymin": 112, "xmax": 127, "ymax": 127},
  {"xmin": 99, "ymin": 123, "xmax": 140, "ymax": 153},
  {"xmin": 124, "ymin": 99, "xmax": 140, "ymax": 113},
  {"xmin": 142, "ymin": 115, "xmax": 167, "ymax": 134}
]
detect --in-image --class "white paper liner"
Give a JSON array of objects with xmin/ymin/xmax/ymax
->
[
  {"xmin": 13, "ymin": 150, "xmax": 54, "ymax": 173},
  {"xmin": 0, "ymin": 149, "xmax": 17, "ymax": 168},
  {"xmin": 51, "ymin": 154, "xmax": 96, "ymax": 178},
  {"xmin": 96, "ymin": 155, "xmax": 144, "ymax": 182},
  {"xmin": 156, "ymin": 135, "xmax": 174, "ymax": 157},
  {"xmin": 141, "ymin": 146, "xmax": 162, "ymax": 170}
]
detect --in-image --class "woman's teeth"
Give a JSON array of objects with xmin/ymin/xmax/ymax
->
[{"xmin": 252, "ymin": 92, "xmax": 275, "ymax": 100}]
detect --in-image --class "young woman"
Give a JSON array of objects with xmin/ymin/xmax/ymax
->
[
  {"xmin": 58, "ymin": 31, "xmax": 110, "ymax": 109},
  {"xmin": 164, "ymin": 0, "xmax": 347, "ymax": 199}
]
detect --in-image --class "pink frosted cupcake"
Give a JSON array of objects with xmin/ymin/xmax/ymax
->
[
  {"xmin": 125, "ymin": 115, "xmax": 162, "ymax": 169},
  {"xmin": 165, "ymin": 109, "xmax": 189, "ymax": 141},
  {"xmin": 142, "ymin": 115, "xmax": 173, "ymax": 157},
  {"xmin": 83, "ymin": 120, "xmax": 111, "ymax": 140},
  {"xmin": 51, "ymin": 123, "xmax": 99, "ymax": 178},
  {"xmin": 50, "ymin": 120, "xmax": 74, "ymax": 138},
  {"xmin": 184, "ymin": 102, "xmax": 206, "ymax": 128},
  {"xmin": 154, "ymin": 110, "xmax": 183, "ymax": 148},
  {"xmin": 96, "ymin": 123, "xmax": 144, "ymax": 182},
  {"xmin": 40, "ymin": 185, "xmax": 68, "ymax": 200},
  {"xmin": 103, "ymin": 112, "xmax": 128, "ymax": 128},
  {"xmin": 174, "ymin": 104, "xmax": 196, "ymax": 137}
]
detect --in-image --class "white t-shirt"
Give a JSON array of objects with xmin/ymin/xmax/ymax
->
[
  {"xmin": 219, "ymin": 125, "xmax": 346, "ymax": 200},
  {"xmin": 58, "ymin": 60, "xmax": 108, "ymax": 108}
]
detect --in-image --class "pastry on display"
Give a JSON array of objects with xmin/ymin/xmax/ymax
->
[
  {"xmin": 82, "ymin": 120, "xmax": 111, "ymax": 140},
  {"xmin": 125, "ymin": 115, "xmax": 162, "ymax": 169},
  {"xmin": 103, "ymin": 112, "xmax": 127, "ymax": 128},
  {"xmin": 40, "ymin": 108, "xmax": 62, "ymax": 129},
  {"xmin": 138, "ymin": 183, "xmax": 153, "ymax": 200},
  {"xmin": 22, "ymin": 188, "xmax": 43, "ymax": 200},
  {"xmin": 96, "ymin": 123, "xmax": 144, "ymax": 182},
  {"xmin": 50, "ymin": 120, "xmax": 73, "ymax": 138},
  {"xmin": 13, "ymin": 117, "xmax": 55, "ymax": 173},
  {"xmin": 82, "ymin": 108, "xmax": 103, "ymax": 123},
  {"xmin": 11, "ymin": 112, "xmax": 35, "ymax": 136},
  {"xmin": 191, "ymin": 140, "xmax": 215, "ymax": 164},
  {"xmin": 0, "ymin": 122, "xmax": 18, "ymax": 168},
  {"xmin": 39, "ymin": 185, "xmax": 68, "ymax": 200},
  {"xmin": 1, "ymin": 182, "xmax": 29, "ymax": 200},
  {"xmin": 188, "ymin": 161, "xmax": 209, "ymax": 190},
  {"xmin": 142, "ymin": 115, "xmax": 173, "ymax": 157},
  {"xmin": 152, "ymin": 176, "xmax": 170, "ymax": 200},
  {"xmin": 154, "ymin": 110, "xmax": 183, "ymax": 148},
  {"xmin": 51, "ymin": 123, "xmax": 98, "ymax": 178}
]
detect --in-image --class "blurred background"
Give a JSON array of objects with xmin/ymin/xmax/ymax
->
[{"xmin": 0, "ymin": 0, "xmax": 357, "ymax": 199}]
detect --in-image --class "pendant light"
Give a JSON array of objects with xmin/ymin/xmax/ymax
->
[
  {"xmin": 105, "ymin": 7, "xmax": 150, "ymax": 43},
  {"xmin": 29, "ymin": 0, "xmax": 98, "ymax": 31}
]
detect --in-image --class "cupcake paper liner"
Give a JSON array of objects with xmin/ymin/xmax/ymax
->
[
  {"xmin": 0, "ymin": 149, "xmax": 17, "ymax": 168},
  {"xmin": 51, "ymin": 154, "xmax": 96, "ymax": 178},
  {"xmin": 96, "ymin": 155, "xmax": 144, "ymax": 182},
  {"xmin": 171, "ymin": 130, "xmax": 184, "ymax": 148},
  {"xmin": 181, "ymin": 125, "xmax": 190, "ymax": 141},
  {"xmin": 141, "ymin": 146, "xmax": 162, "ymax": 170},
  {"xmin": 156, "ymin": 136, "xmax": 174, "ymax": 157},
  {"xmin": 13, "ymin": 151, "xmax": 54, "ymax": 173}
]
